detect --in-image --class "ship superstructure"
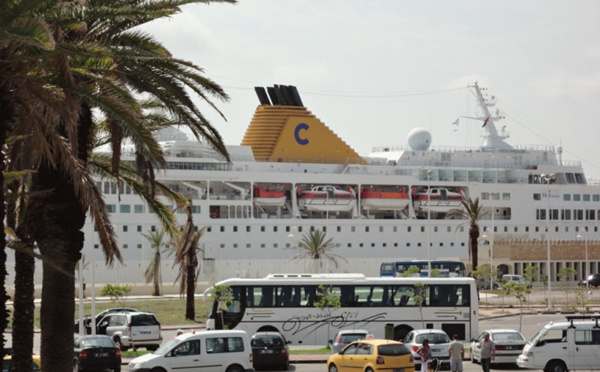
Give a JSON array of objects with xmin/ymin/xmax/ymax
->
[{"xmin": 76, "ymin": 83, "xmax": 597, "ymax": 284}]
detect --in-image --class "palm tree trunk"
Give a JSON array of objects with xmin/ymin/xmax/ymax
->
[
  {"xmin": 185, "ymin": 255, "xmax": 196, "ymax": 320},
  {"xmin": 0, "ymin": 106, "xmax": 10, "ymax": 357},
  {"xmin": 12, "ymin": 246, "xmax": 35, "ymax": 372}
]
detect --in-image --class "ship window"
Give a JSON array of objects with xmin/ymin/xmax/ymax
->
[
  {"xmin": 565, "ymin": 226, "xmax": 569, "ymax": 232},
  {"xmin": 207, "ymin": 227, "xmax": 212, "ymax": 232},
  {"xmin": 323, "ymin": 226, "xmax": 327, "ymax": 232},
  {"xmin": 193, "ymin": 206, "xmax": 200, "ymax": 214},
  {"xmin": 450, "ymin": 242, "xmax": 454, "ymax": 247},
  {"xmin": 220, "ymin": 226, "xmax": 225, "ymax": 232},
  {"xmin": 393, "ymin": 226, "xmax": 397, "ymax": 233},
  {"xmin": 247, "ymin": 243, "xmax": 251, "ymax": 248},
  {"xmin": 439, "ymin": 242, "xmax": 443, "ymax": 247},
  {"xmin": 417, "ymin": 243, "xmax": 421, "ymax": 247},
  {"xmin": 233, "ymin": 243, "xmax": 238, "ymax": 248},
  {"xmin": 551, "ymin": 209, "xmax": 559, "ymax": 220},
  {"xmin": 273, "ymin": 226, "xmax": 277, "ymax": 232},
  {"xmin": 574, "ymin": 194, "xmax": 581, "ymax": 201},
  {"xmin": 310, "ymin": 226, "xmax": 315, "ymax": 231},
  {"xmin": 584, "ymin": 194, "xmax": 591, "ymax": 202},
  {"xmin": 514, "ymin": 227, "xmax": 518, "ymax": 232},
  {"xmin": 137, "ymin": 225, "xmax": 142, "ymax": 232},
  {"xmin": 504, "ymin": 226, "xmax": 508, "ymax": 232},
  {"xmin": 123, "ymin": 244, "xmax": 128, "ymax": 249},
  {"xmin": 273, "ymin": 243, "xmax": 278, "ymax": 248},
  {"xmin": 460, "ymin": 227, "xmax": 464, "ymax": 232},
  {"xmin": 134, "ymin": 204, "xmax": 144, "ymax": 213},
  {"xmin": 533, "ymin": 193, "xmax": 541, "ymax": 201},
  {"xmin": 359, "ymin": 243, "xmax": 364, "ymax": 247},
  {"xmin": 383, "ymin": 243, "xmax": 387, "ymax": 247},
  {"xmin": 365, "ymin": 226, "xmax": 369, "ymax": 232},
  {"xmin": 107, "ymin": 204, "xmax": 116, "ymax": 213},
  {"xmin": 394, "ymin": 243, "xmax": 398, "ymax": 247},
  {"xmin": 286, "ymin": 226, "xmax": 290, "ymax": 232},
  {"xmin": 461, "ymin": 242, "xmax": 465, "ymax": 247},
  {"xmin": 594, "ymin": 195, "xmax": 600, "ymax": 202},
  {"xmin": 482, "ymin": 192, "xmax": 489, "ymax": 200},
  {"xmin": 103, "ymin": 182, "xmax": 110, "ymax": 194},
  {"xmin": 555, "ymin": 226, "xmax": 559, "ymax": 232},
  {"xmin": 94, "ymin": 244, "xmax": 99, "ymax": 249},
  {"xmin": 408, "ymin": 226, "xmax": 412, "ymax": 232},
  {"xmin": 491, "ymin": 193, "xmax": 500, "ymax": 200},
  {"xmin": 535, "ymin": 226, "xmax": 539, "ymax": 232},
  {"xmin": 119, "ymin": 205, "xmax": 130, "ymax": 213},
  {"xmin": 562, "ymin": 209, "xmax": 571, "ymax": 220},
  {"xmin": 434, "ymin": 226, "xmax": 438, "ymax": 232},
  {"xmin": 494, "ymin": 226, "xmax": 498, "ymax": 233},
  {"xmin": 379, "ymin": 226, "xmax": 384, "ymax": 232},
  {"xmin": 247, "ymin": 226, "xmax": 251, "ymax": 232},
  {"xmin": 525, "ymin": 226, "xmax": 529, "ymax": 232},
  {"xmin": 421, "ymin": 226, "xmax": 425, "ymax": 232},
  {"xmin": 407, "ymin": 243, "xmax": 411, "ymax": 247},
  {"xmin": 371, "ymin": 243, "xmax": 375, "ymax": 247},
  {"xmin": 576, "ymin": 210, "xmax": 584, "ymax": 220},
  {"xmin": 351, "ymin": 226, "xmax": 355, "ymax": 232},
  {"xmin": 220, "ymin": 244, "xmax": 225, "ymax": 248},
  {"xmin": 348, "ymin": 243, "xmax": 352, "ymax": 248},
  {"xmin": 261, "ymin": 243, "xmax": 265, "ymax": 248},
  {"xmin": 233, "ymin": 226, "xmax": 238, "ymax": 232},
  {"xmin": 564, "ymin": 194, "xmax": 571, "ymax": 201},
  {"xmin": 95, "ymin": 181, "xmax": 102, "ymax": 191},
  {"xmin": 503, "ymin": 193, "xmax": 510, "ymax": 200},
  {"xmin": 137, "ymin": 244, "xmax": 142, "ymax": 249},
  {"xmin": 447, "ymin": 227, "xmax": 452, "ymax": 232},
  {"xmin": 261, "ymin": 226, "xmax": 265, "ymax": 232},
  {"xmin": 298, "ymin": 226, "xmax": 303, "ymax": 232},
  {"xmin": 587, "ymin": 210, "xmax": 595, "ymax": 220},
  {"xmin": 337, "ymin": 226, "xmax": 342, "ymax": 232}
]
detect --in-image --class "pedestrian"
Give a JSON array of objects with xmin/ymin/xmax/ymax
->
[
  {"xmin": 476, "ymin": 332, "xmax": 495, "ymax": 372},
  {"xmin": 417, "ymin": 339, "xmax": 432, "ymax": 372},
  {"xmin": 448, "ymin": 334, "xmax": 464, "ymax": 372}
]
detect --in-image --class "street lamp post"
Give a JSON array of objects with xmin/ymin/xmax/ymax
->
[
  {"xmin": 577, "ymin": 232, "xmax": 589, "ymax": 289},
  {"xmin": 543, "ymin": 173, "xmax": 554, "ymax": 311},
  {"xmin": 427, "ymin": 169, "xmax": 433, "ymax": 277}
]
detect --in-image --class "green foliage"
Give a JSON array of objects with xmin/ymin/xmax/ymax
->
[
  {"xmin": 292, "ymin": 230, "xmax": 346, "ymax": 272},
  {"xmin": 412, "ymin": 282, "xmax": 426, "ymax": 328},
  {"xmin": 314, "ymin": 284, "xmax": 341, "ymax": 311},
  {"xmin": 503, "ymin": 282, "xmax": 530, "ymax": 332},
  {"xmin": 401, "ymin": 267, "xmax": 420, "ymax": 277},
  {"xmin": 210, "ymin": 284, "xmax": 233, "ymax": 308},
  {"xmin": 100, "ymin": 284, "xmax": 132, "ymax": 308}
]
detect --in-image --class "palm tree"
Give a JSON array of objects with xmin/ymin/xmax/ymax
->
[
  {"xmin": 142, "ymin": 229, "xmax": 169, "ymax": 296},
  {"xmin": 292, "ymin": 230, "xmax": 347, "ymax": 272},
  {"xmin": 451, "ymin": 197, "xmax": 488, "ymax": 272},
  {"xmin": 173, "ymin": 200, "xmax": 205, "ymax": 320}
]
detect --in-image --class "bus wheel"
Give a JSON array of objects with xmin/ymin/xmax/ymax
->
[
  {"xmin": 394, "ymin": 325, "xmax": 413, "ymax": 341},
  {"xmin": 257, "ymin": 325, "xmax": 278, "ymax": 333}
]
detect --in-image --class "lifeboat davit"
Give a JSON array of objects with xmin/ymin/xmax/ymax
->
[
  {"xmin": 298, "ymin": 185, "xmax": 356, "ymax": 212},
  {"xmin": 414, "ymin": 187, "xmax": 465, "ymax": 213},
  {"xmin": 360, "ymin": 189, "xmax": 410, "ymax": 211},
  {"xmin": 253, "ymin": 186, "xmax": 286, "ymax": 206}
]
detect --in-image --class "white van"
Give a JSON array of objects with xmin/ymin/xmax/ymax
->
[
  {"xmin": 516, "ymin": 316, "xmax": 600, "ymax": 371},
  {"xmin": 127, "ymin": 329, "xmax": 254, "ymax": 372}
]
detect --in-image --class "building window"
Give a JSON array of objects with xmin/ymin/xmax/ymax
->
[{"xmin": 119, "ymin": 204, "xmax": 130, "ymax": 213}]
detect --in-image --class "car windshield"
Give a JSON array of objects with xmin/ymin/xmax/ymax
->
[
  {"xmin": 493, "ymin": 332, "xmax": 525, "ymax": 342},
  {"xmin": 416, "ymin": 333, "xmax": 449, "ymax": 344},
  {"xmin": 131, "ymin": 314, "xmax": 158, "ymax": 326},
  {"xmin": 252, "ymin": 335, "xmax": 283, "ymax": 347},
  {"xmin": 341, "ymin": 334, "xmax": 367, "ymax": 343},
  {"xmin": 82, "ymin": 338, "xmax": 115, "ymax": 348},
  {"xmin": 378, "ymin": 344, "xmax": 410, "ymax": 356},
  {"xmin": 154, "ymin": 339, "xmax": 180, "ymax": 355}
]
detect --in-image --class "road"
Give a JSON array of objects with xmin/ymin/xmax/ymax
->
[{"xmin": 6, "ymin": 313, "xmax": 598, "ymax": 372}]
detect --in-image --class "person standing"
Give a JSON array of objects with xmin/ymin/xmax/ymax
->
[
  {"xmin": 477, "ymin": 332, "xmax": 495, "ymax": 372},
  {"xmin": 448, "ymin": 334, "xmax": 464, "ymax": 372},
  {"xmin": 417, "ymin": 339, "xmax": 432, "ymax": 372}
]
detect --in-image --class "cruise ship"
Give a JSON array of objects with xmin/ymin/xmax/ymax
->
[{"xmin": 75, "ymin": 83, "xmax": 598, "ymax": 285}]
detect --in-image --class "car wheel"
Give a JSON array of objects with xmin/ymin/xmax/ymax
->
[
  {"xmin": 147, "ymin": 345, "xmax": 159, "ymax": 351},
  {"xmin": 365, "ymin": 368, "xmax": 374, "ymax": 372},
  {"xmin": 328, "ymin": 363, "xmax": 338, "ymax": 372},
  {"xmin": 545, "ymin": 360, "xmax": 567, "ymax": 372},
  {"xmin": 225, "ymin": 364, "xmax": 244, "ymax": 372},
  {"xmin": 113, "ymin": 366, "xmax": 121, "ymax": 372},
  {"xmin": 150, "ymin": 368, "xmax": 167, "ymax": 372},
  {"xmin": 281, "ymin": 360, "xmax": 289, "ymax": 371}
]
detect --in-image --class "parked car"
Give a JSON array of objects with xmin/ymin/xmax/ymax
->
[
  {"xmin": 97, "ymin": 311, "xmax": 162, "ymax": 351},
  {"xmin": 128, "ymin": 330, "xmax": 253, "ymax": 372},
  {"xmin": 74, "ymin": 307, "xmax": 140, "ymax": 334},
  {"xmin": 470, "ymin": 329, "xmax": 526, "ymax": 365},
  {"xmin": 403, "ymin": 329, "xmax": 451, "ymax": 369},
  {"xmin": 73, "ymin": 335, "xmax": 121, "ymax": 372},
  {"xmin": 329, "ymin": 329, "xmax": 370, "ymax": 354},
  {"xmin": 2, "ymin": 348, "xmax": 41, "ymax": 371},
  {"xmin": 477, "ymin": 278, "xmax": 499, "ymax": 290},
  {"xmin": 501, "ymin": 274, "xmax": 532, "ymax": 288},
  {"xmin": 579, "ymin": 273, "xmax": 600, "ymax": 287},
  {"xmin": 517, "ymin": 315, "xmax": 600, "ymax": 371},
  {"xmin": 327, "ymin": 339, "xmax": 414, "ymax": 372},
  {"xmin": 251, "ymin": 331, "xmax": 290, "ymax": 370}
]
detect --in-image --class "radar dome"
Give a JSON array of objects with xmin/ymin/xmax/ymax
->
[{"xmin": 407, "ymin": 127, "xmax": 432, "ymax": 151}]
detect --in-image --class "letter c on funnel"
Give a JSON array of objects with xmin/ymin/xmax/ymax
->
[{"xmin": 295, "ymin": 123, "xmax": 309, "ymax": 145}]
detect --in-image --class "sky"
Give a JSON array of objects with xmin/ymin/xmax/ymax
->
[{"xmin": 139, "ymin": 0, "xmax": 600, "ymax": 179}]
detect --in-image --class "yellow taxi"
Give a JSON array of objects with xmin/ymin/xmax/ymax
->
[
  {"xmin": 327, "ymin": 339, "xmax": 415, "ymax": 372},
  {"xmin": 3, "ymin": 353, "xmax": 42, "ymax": 371}
]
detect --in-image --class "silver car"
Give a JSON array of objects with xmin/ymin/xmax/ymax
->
[
  {"xmin": 471, "ymin": 329, "xmax": 526, "ymax": 365},
  {"xmin": 97, "ymin": 311, "xmax": 162, "ymax": 351},
  {"xmin": 329, "ymin": 329, "xmax": 369, "ymax": 354},
  {"xmin": 403, "ymin": 329, "xmax": 451, "ymax": 368}
]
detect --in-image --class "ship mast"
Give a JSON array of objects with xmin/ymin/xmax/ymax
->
[{"xmin": 471, "ymin": 83, "xmax": 512, "ymax": 150}]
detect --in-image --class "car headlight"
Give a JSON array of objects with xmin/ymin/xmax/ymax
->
[{"xmin": 128, "ymin": 362, "xmax": 140, "ymax": 370}]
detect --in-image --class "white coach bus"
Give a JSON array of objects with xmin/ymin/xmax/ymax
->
[{"xmin": 205, "ymin": 273, "xmax": 478, "ymax": 344}]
